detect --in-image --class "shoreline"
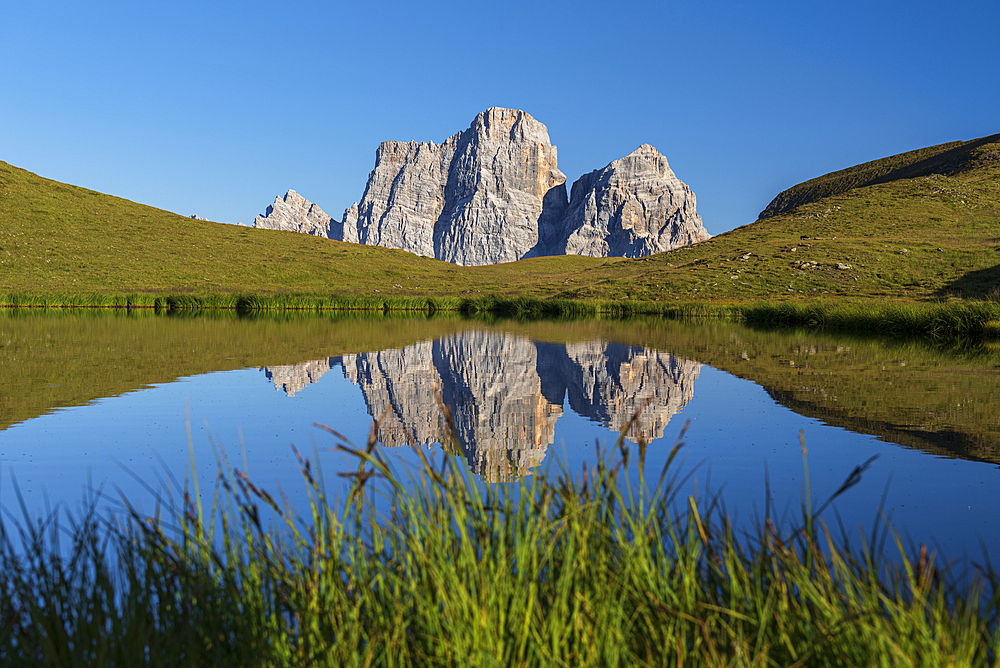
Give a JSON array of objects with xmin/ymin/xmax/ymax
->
[{"xmin": 2, "ymin": 292, "xmax": 1000, "ymax": 336}]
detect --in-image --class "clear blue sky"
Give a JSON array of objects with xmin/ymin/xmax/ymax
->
[{"xmin": 2, "ymin": 0, "xmax": 997, "ymax": 235}]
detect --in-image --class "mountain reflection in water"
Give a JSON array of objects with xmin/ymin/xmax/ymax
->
[
  {"xmin": 5, "ymin": 313, "xmax": 1000, "ymax": 560},
  {"xmin": 263, "ymin": 330, "xmax": 700, "ymax": 480}
]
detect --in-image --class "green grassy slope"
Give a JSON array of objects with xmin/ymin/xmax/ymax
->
[
  {"xmin": 582, "ymin": 139, "xmax": 1000, "ymax": 303},
  {"xmin": 0, "ymin": 160, "xmax": 638, "ymax": 303},
  {"xmin": 0, "ymin": 161, "xmax": 481, "ymax": 296},
  {"xmin": 2, "ymin": 132, "xmax": 999, "ymax": 306},
  {"xmin": 758, "ymin": 133, "xmax": 1000, "ymax": 219}
]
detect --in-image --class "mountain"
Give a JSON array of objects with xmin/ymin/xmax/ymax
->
[
  {"xmin": 252, "ymin": 108, "xmax": 710, "ymax": 265},
  {"xmin": 253, "ymin": 190, "xmax": 335, "ymax": 237},
  {"xmin": 4, "ymin": 128, "xmax": 997, "ymax": 304},
  {"xmin": 555, "ymin": 144, "xmax": 710, "ymax": 257},
  {"xmin": 346, "ymin": 108, "xmax": 569, "ymax": 265}
]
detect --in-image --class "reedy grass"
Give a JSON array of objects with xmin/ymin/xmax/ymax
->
[
  {"xmin": 742, "ymin": 299, "xmax": 1000, "ymax": 336},
  {"xmin": 2, "ymin": 415, "xmax": 999, "ymax": 666},
  {"xmin": 0, "ymin": 292, "xmax": 162, "ymax": 309},
  {"xmin": 8, "ymin": 288, "xmax": 1000, "ymax": 342},
  {"xmin": 0, "ymin": 291, "xmax": 734, "ymax": 319}
]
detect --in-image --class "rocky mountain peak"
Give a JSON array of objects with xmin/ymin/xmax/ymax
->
[
  {"xmin": 471, "ymin": 107, "xmax": 553, "ymax": 145},
  {"xmin": 250, "ymin": 109, "xmax": 710, "ymax": 263},
  {"xmin": 252, "ymin": 189, "xmax": 335, "ymax": 237},
  {"xmin": 556, "ymin": 143, "xmax": 710, "ymax": 257},
  {"xmin": 347, "ymin": 107, "xmax": 568, "ymax": 265}
]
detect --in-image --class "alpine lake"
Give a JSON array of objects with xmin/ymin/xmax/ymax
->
[{"xmin": 2, "ymin": 310, "xmax": 998, "ymax": 564}]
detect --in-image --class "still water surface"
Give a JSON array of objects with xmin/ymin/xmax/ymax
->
[{"xmin": 1, "ymin": 312, "xmax": 998, "ymax": 560}]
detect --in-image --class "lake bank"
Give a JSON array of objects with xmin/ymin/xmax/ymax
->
[{"xmin": 4, "ymin": 291, "xmax": 1000, "ymax": 337}]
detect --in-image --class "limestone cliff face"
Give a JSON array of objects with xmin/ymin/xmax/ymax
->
[
  {"xmin": 252, "ymin": 190, "xmax": 335, "ymax": 237},
  {"xmin": 434, "ymin": 109, "xmax": 568, "ymax": 265},
  {"xmin": 338, "ymin": 203, "xmax": 360, "ymax": 244},
  {"xmin": 351, "ymin": 108, "xmax": 568, "ymax": 265},
  {"xmin": 556, "ymin": 145, "xmax": 711, "ymax": 257},
  {"xmin": 351, "ymin": 137, "xmax": 460, "ymax": 257},
  {"xmin": 252, "ymin": 109, "xmax": 709, "ymax": 263}
]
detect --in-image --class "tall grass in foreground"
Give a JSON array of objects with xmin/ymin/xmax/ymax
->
[{"xmin": 2, "ymin": 419, "xmax": 998, "ymax": 667}]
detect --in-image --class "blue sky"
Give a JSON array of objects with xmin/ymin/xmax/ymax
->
[{"xmin": 2, "ymin": 0, "xmax": 997, "ymax": 235}]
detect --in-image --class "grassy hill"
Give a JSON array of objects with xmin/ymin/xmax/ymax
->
[
  {"xmin": 2, "ymin": 133, "xmax": 999, "ymax": 311},
  {"xmin": 758, "ymin": 133, "xmax": 1000, "ymax": 219}
]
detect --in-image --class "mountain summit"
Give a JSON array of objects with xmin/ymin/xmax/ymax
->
[{"xmin": 253, "ymin": 108, "xmax": 710, "ymax": 265}]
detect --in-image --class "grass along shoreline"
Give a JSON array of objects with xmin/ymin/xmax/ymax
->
[
  {"xmin": 2, "ymin": 421, "xmax": 998, "ymax": 666},
  {"xmin": 0, "ymin": 292, "xmax": 739, "ymax": 318},
  {"xmin": 4, "ymin": 291, "xmax": 1000, "ymax": 336}
]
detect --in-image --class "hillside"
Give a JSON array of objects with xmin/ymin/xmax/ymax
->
[
  {"xmin": 758, "ymin": 133, "xmax": 1000, "ymax": 219},
  {"xmin": 544, "ymin": 133, "xmax": 1000, "ymax": 304},
  {"xmin": 2, "ymin": 132, "xmax": 999, "ymax": 306},
  {"xmin": 0, "ymin": 160, "xmax": 630, "ymax": 301}
]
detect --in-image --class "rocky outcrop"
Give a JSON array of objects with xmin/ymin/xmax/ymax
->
[
  {"xmin": 350, "ymin": 108, "xmax": 568, "ymax": 265},
  {"xmin": 337, "ymin": 203, "xmax": 359, "ymax": 244},
  {"xmin": 351, "ymin": 137, "xmax": 458, "ymax": 258},
  {"xmin": 433, "ymin": 109, "xmax": 568, "ymax": 265},
  {"xmin": 252, "ymin": 190, "xmax": 335, "ymax": 237},
  {"xmin": 556, "ymin": 145, "xmax": 711, "ymax": 257},
  {"xmin": 252, "ymin": 109, "xmax": 710, "ymax": 263}
]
